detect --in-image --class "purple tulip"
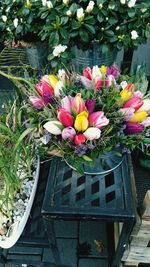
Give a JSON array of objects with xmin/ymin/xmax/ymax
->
[
  {"xmin": 29, "ymin": 96, "xmax": 45, "ymax": 109},
  {"xmin": 124, "ymin": 122, "xmax": 144, "ymax": 134},
  {"xmin": 61, "ymin": 96, "xmax": 73, "ymax": 113},
  {"xmin": 106, "ymin": 65, "xmax": 119, "ymax": 78},
  {"xmin": 62, "ymin": 127, "xmax": 76, "ymax": 140},
  {"xmin": 85, "ymin": 99, "xmax": 95, "ymax": 114}
]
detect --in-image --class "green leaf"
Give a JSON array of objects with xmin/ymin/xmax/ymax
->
[
  {"xmin": 145, "ymin": 24, "xmax": 150, "ymax": 38},
  {"xmin": 82, "ymin": 155, "xmax": 93, "ymax": 162},
  {"xmin": 49, "ymin": 31, "xmax": 59, "ymax": 46},
  {"xmin": 79, "ymin": 29, "xmax": 89, "ymax": 43},
  {"xmin": 105, "ymin": 30, "xmax": 114, "ymax": 37},
  {"xmin": 14, "ymin": 127, "xmax": 34, "ymax": 152},
  {"xmin": 84, "ymin": 24, "xmax": 95, "ymax": 34},
  {"xmin": 97, "ymin": 14, "xmax": 104, "ymax": 23},
  {"xmin": 72, "ymin": 20, "xmax": 81, "ymax": 30},
  {"xmin": 60, "ymin": 28, "xmax": 69, "ymax": 40}
]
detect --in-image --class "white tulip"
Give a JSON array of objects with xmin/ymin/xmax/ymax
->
[
  {"xmin": 131, "ymin": 30, "xmax": 138, "ymax": 40},
  {"xmin": 54, "ymin": 81, "xmax": 63, "ymax": 97},
  {"xmin": 2, "ymin": 15, "xmax": 7, "ymax": 22},
  {"xmin": 138, "ymin": 99, "xmax": 150, "ymax": 112},
  {"xmin": 120, "ymin": 81, "xmax": 128, "ymax": 89},
  {"xmin": 77, "ymin": 8, "xmax": 85, "ymax": 21},
  {"xmin": 128, "ymin": 0, "xmax": 136, "ymax": 8},
  {"xmin": 13, "ymin": 18, "xmax": 18, "ymax": 28},
  {"xmin": 43, "ymin": 121, "xmax": 64, "ymax": 135},
  {"xmin": 63, "ymin": 0, "xmax": 69, "ymax": 4},
  {"xmin": 84, "ymin": 127, "xmax": 101, "ymax": 140},
  {"xmin": 92, "ymin": 66, "xmax": 102, "ymax": 80}
]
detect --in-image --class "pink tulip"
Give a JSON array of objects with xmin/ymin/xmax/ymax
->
[
  {"xmin": 133, "ymin": 90, "xmax": 143, "ymax": 98},
  {"xmin": 141, "ymin": 117, "xmax": 150, "ymax": 127},
  {"xmin": 80, "ymin": 76, "xmax": 92, "ymax": 89},
  {"xmin": 36, "ymin": 80, "xmax": 54, "ymax": 103},
  {"xmin": 83, "ymin": 67, "xmax": 92, "ymax": 80},
  {"xmin": 119, "ymin": 107, "xmax": 135, "ymax": 121},
  {"xmin": 89, "ymin": 111, "xmax": 109, "ymax": 129},
  {"xmin": 62, "ymin": 127, "xmax": 76, "ymax": 140},
  {"xmin": 105, "ymin": 75, "xmax": 116, "ymax": 88},
  {"xmin": 123, "ymin": 96, "xmax": 143, "ymax": 111},
  {"xmin": 72, "ymin": 93, "xmax": 85, "ymax": 114},
  {"xmin": 124, "ymin": 122, "xmax": 144, "ymax": 134},
  {"xmin": 74, "ymin": 133, "xmax": 86, "ymax": 146},
  {"xmin": 29, "ymin": 96, "xmax": 45, "ymax": 109},
  {"xmin": 94, "ymin": 76, "xmax": 103, "ymax": 90},
  {"xmin": 61, "ymin": 96, "xmax": 73, "ymax": 113},
  {"xmin": 57, "ymin": 108, "xmax": 74, "ymax": 127}
]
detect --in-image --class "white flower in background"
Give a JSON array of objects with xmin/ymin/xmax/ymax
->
[
  {"xmin": 84, "ymin": 127, "xmax": 101, "ymax": 141},
  {"xmin": 47, "ymin": 1, "xmax": 53, "ymax": 8},
  {"xmin": 13, "ymin": 18, "xmax": 18, "ymax": 28},
  {"xmin": 2, "ymin": 15, "xmax": 7, "ymax": 22},
  {"xmin": 116, "ymin": 26, "xmax": 120, "ymax": 30},
  {"xmin": 6, "ymin": 27, "xmax": 11, "ymax": 32},
  {"xmin": 86, "ymin": 1, "xmax": 95, "ymax": 13},
  {"xmin": 42, "ymin": 0, "xmax": 47, "ymax": 6},
  {"xmin": 99, "ymin": 4, "xmax": 103, "ymax": 9},
  {"xmin": 6, "ymin": 7, "xmax": 10, "ymax": 12},
  {"xmin": 128, "ymin": 0, "xmax": 136, "ymax": 8},
  {"xmin": 20, "ymin": 18, "xmax": 23, "ymax": 23},
  {"xmin": 58, "ymin": 69, "xmax": 66, "ymax": 81},
  {"xmin": 120, "ymin": 0, "xmax": 126, "ymax": 4},
  {"xmin": 53, "ymin": 44, "xmax": 67, "ymax": 57},
  {"xmin": 131, "ymin": 30, "xmax": 138, "ymax": 40},
  {"xmin": 77, "ymin": 8, "xmax": 85, "ymax": 21},
  {"xmin": 63, "ymin": 0, "xmax": 69, "ymax": 5},
  {"xmin": 66, "ymin": 10, "xmax": 72, "ymax": 16}
]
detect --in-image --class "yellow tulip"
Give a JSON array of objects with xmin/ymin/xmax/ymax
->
[
  {"xmin": 74, "ymin": 111, "xmax": 88, "ymax": 132},
  {"xmin": 130, "ymin": 111, "xmax": 148, "ymax": 123},
  {"xmin": 48, "ymin": 75, "xmax": 58, "ymax": 89},
  {"xmin": 100, "ymin": 65, "xmax": 107, "ymax": 74},
  {"xmin": 120, "ymin": 89, "xmax": 132, "ymax": 103}
]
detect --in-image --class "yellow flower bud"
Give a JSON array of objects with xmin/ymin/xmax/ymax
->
[
  {"xmin": 130, "ymin": 111, "xmax": 148, "ymax": 123},
  {"xmin": 74, "ymin": 111, "xmax": 88, "ymax": 132},
  {"xmin": 120, "ymin": 89, "xmax": 132, "ymax": 103},
  {"xmin": 100, "ymin": 65, "xmax": 107, "ymax": 74}
]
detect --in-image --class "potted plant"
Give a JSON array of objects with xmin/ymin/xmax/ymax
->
[
  {"xmin": 0, "ymin": 99, "xmax": 40, "ymax": 248},
  {"xmin": 1, "ymin": 63, "xmax": 149, "ymax": 174}
]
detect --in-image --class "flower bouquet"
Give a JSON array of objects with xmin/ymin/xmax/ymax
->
[{"xmin": 21, "ymin": 64, "xmax": 150, "ymax": 173}]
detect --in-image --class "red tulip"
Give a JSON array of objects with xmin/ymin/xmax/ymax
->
[
  {"xmin": 57, "ymin": 108, "xmax": 74, "ymax": 127},
  {"xmin": 124, "ymin": 122, "xmax": 144, "ymax": 134},
  {"xmin": 72, "ymin": 93, "xmax": 85, "ymax": 115},
  {"xmin": 36, "ymin": 80, "xmax": 54, "ymax": 103},
  {"xmin": 89, "ymin": 111, "xmax": 109, "ymax": 129},
  {"xmin": 124, "ymin": 83, "xmax": 135, "ymax": 93},
  {"xmin": 29, "ymin": 96, "xmax": 45, "ymax": 109},
  {"xmin": 123, "ymin": 96, "xmax": 143, "ymax": 111},
  {"xmin": 83, "ymin": 67, "xmax": 92, "ymax": 80},
  {"xmin": 74, "ymin": 133, "xmax": 86, "ymax": 146},
  {"xmin": 94, "ymin": 76, "xmax": 103, "ymax": 90}
]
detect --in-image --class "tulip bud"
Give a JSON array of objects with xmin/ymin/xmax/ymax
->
[
  {"xmin": 92, "ymin": 66, "xmax": 102, "ymax": 80},
  {"xmin": 120, "ymin": 83, "xmax": 135, "ymax": 103},
  {"xmin": 85, "ymin": 99, "xmax": 95, "ymax": 114},
  {"xmin": 29, "ymin": 96, "xmax": 45, "ymax": 109},
  {"xmin": 57, "ymin": 108, "xmax": 74, "ymax": 127},
  {"xmin": 43, "ymin": 120, "xmax": 64, "ymax": 135},
  {"xmin": 94, "ymin": 76, "xmax": 103, "ymax": 90},
  {"xmin": 83, "ymin": 67, "xmax": 92, "ymax": 80},
  {"xmin": 119, "ymin": 107, "xmax": 135, "ymax": 121},
  {"xmin": 72, "ymin": 93, "xmax": 85, "ymax": 114},
  {"xmin": 138, "ymin": 99, "xmax": 150, "ymax": 112},
  {"xmin": 141, "ymin": 117, "xmax": 150, "ymax": 127},
  {"xmin": 48, "ymin": 74, "xmax": 58, "ymax": 89},
  {"xmin": 105, "ymin": 75, "xmax": 115, "ymax": 88},
  {"xmin": 36, "ymin": 80, "xmax": 54, "ymax": 103},
  {"xmin": 80, "ymin": 76, "xmax": 92, "ymax": 89},
  {"xmin": 84, "ymin": 127, "xmax": 101, "ymax": 140},
  {"xmin": 89, "ymin": 111, "xmax": 109, "ymax": 129},
  {"xmin": 74, "ymin": 133, "xmax": 86, "ymax": 146},
  {"xmin": 124, "ymin": 122, "xmax": 144, "ymax": 134},
  {"xmin": 74, "ymin": 111, "xmax": 89, "ymax": 132},
  {"xmin": 62, "ymin": 127, "xmax": 76, "ymax": 140}
]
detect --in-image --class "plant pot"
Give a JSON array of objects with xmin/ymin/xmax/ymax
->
[
  {"xmin": 0, "ymin": 157, "xmax": 40, "ymax": 249},
  {"xmin": 139, "ymin": 151, "xmax": 150, "ymax": 170},
  {"xmin": 71, "ymin": 42, "xmax": 117, "ymax": 72},
  {"xmin": 65, "ymin": 151, "xmax": 124, "ymax": 175},
  {"xmin": 25, "ymin": 42, "xmax": 48, "ymax": 69}
]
